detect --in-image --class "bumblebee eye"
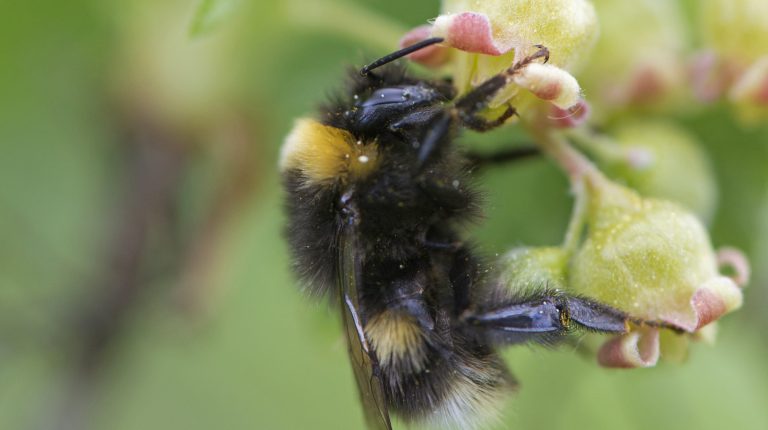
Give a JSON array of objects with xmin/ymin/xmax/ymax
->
[
  {"xmin": 355, "ymin": 85, "xmax": 446, "ymax": 134},
  {"xmin": 362, "ymin": 87, "xmax": 417, "ymax": 107},
  {"xmin": 361, "ymin": 85, "xmax": 441, "ymax": 107}
]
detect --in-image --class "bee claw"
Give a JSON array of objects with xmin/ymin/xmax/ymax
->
[{"xmin": 532, "ymin": 44, "xmax": 550, "ymax": 64}]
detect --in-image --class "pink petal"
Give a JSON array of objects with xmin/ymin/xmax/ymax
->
[
  {"xmin": 756, "ymin": 73, "xmax": 768, "ymax": 104},
  {"xmin": 626, "ymin": 65, "xmax": 666, "ymax": 104},
  {"xmin": 597, "ymin": 328, "xmax": 660, "ymax": 368},
  {"xmin": 690, "ymin": 51, "xmax": 747, "ymax": 103},
  {"xmin": 654, "ymin": 276, "xmax": 743, "ymax": 333},
  {"xmin": 716, "ymin": 247, "xmax": 751, "ymax": 287},
  {"xmin": 432, "ymin": 12, "xmax": 513, "ymax": 56},
  {"xmin": 730, "ymin": 57, "xmax": 768, "ymax": 105},
  {"xmin": 512, "ymin": 63, "xmax": 581, "ymax": 109},
  {"xmin": 690, "ymin": 51, "xmax": 726, "ymax": 102},
  {"xmin": 400, "ymin": 26, "xmax": 449, "ymax": 68},
  {"xmin": 549, "ymin": 99, "xmax": 590, "ymax": 128},
  {"xmin": 691, "ymin": 288, "xmax": 728, "ymax": 330}
]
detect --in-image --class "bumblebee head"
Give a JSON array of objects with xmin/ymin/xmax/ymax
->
[
  {"xmin": 280, "ymin": 63, "xmax": 471, "ymax": 242},
  {"xmin": 280, "ymin": 70, "xmax": 455, "ymax": 187}
]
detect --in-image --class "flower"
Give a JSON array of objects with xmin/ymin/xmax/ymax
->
[
  {"xmin": 728, "ymin": 56, "xmax": 768, "ymax": 123},
  {"xmin": 511, "ymin": 63, "xmax": 581, "ymax": 110},
  {"xmin": 390, "ymin": 0, "xmax": 752, "ymax": 371},
  {"xmin": 400, "ymin": 0, "xmax": 598, "ymax": 115},
  {"xmin": 571, "ymin": 120, "xmax": 718, "ymax": 222},
  {"xmin": 436, "ymin": 0, "xmax": 598, "ymax": 72},
  {"xmin": 497, "ymin": 246, "xmax": 569, "ymax": 293},
  {"xmin": 697, "ymin": 0, "xmax": 768, "ymax": 123},
  {"xmin": 700, "ymin": 0, "xmax": 768, "ymax": 66},
  {"xmin": 578, "ymin": 0, "xmax": 688, "ymax": 115},
  {"xmin": 567, "ymin": 174, "xmax": 746, "ymax": 367}
]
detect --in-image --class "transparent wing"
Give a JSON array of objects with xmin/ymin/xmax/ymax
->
[{"xmin": 337, "ymin": 223, "xmax": 392, "ymax": 430}]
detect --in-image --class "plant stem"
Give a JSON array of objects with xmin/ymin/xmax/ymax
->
[
  {"xmin": 527, "ymin": 126, "xmax": 600, "ymax": 183},
  {"xmin": 567, "ymin": 127, "xmax": 626, "ymax": 163},
  {"xmin": 526, "ymin": 125, "xmax": 603, "ymax": 254},
  {"xmin": 562, "ymin": 182, "xmax": 588, "ymax": 256}
]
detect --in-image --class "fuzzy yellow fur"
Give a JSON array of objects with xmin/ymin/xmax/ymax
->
[
  {"xmin": 365, "ymin": 309, "xmax": 427, "ymax": 371},
  {"xmin": 280, "ymin": 118, "xmax": 378, "ymax": 185}
]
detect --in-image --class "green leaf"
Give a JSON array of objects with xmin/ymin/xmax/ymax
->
[{"xmin": 189, "ymin": 0, "xmax": 241, "ymax": 37}]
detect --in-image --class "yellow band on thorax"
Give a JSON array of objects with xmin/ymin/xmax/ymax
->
[{"xmin": 280, "ymin": 118, "xmax": 378, "ymax": 186}]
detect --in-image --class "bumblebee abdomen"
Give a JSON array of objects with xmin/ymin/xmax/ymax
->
[
  {"xmin": 374, "ymin": 328, "xmax": 514, "ymax": 429},
  {"xmin": 361, "ymin": 261, "xmax": 515, "ymax": 429}
]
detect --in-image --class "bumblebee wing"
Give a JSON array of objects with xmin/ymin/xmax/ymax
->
[{"xmin": 337, "ymin": 224, "xmax": 392, "ymax": 430}]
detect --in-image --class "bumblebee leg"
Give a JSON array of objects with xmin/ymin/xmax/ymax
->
[
  {"xmin": 462, "ymin": 292, "xmax": 629, "ymax": 345},
  {"xmin": 461, "ymin": 105, "xmax": 518, "ymax": 132},
  {"xmin": 454, "ymin": 75, "xmax": 510, "ymax": 118},
  {"xmin": 389, "ymin": 106, "xmax": 444, "ymax": 134},
  {"xmin": 417, "ymin": 226, "xmax": 464, "ymax": 251},
  {"xmin": 564, "ymin": 296, "xmax": 631, "ymax": 332},
  {"xmin": 453, "ymin": 45, "xmax": 550, "ymax": 123},
  {"xmin": 465, "ymin": 146, "xmax": 540, "ymax": 170},
  {"xmin": 417, "ymin": 111, "xmax": 453, "ymax": 166},
  {"xmin": 422, "ymin": 239, "xmax": 463, "ymax": 250},
  {"xmin": 418, "ymin": 46, "xmax": 550, "ymax": 166}
]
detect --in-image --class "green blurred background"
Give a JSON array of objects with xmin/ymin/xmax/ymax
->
[{"xmin": 0, "ymin": 0, "xmax": 766, "ymax": 429}]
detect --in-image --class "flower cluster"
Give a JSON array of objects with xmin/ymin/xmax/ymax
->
[
  {"xmin": 402, "ymin": 0, "xmax": 596, "ymax": 122},
  {"xmin": 696, "ymin": 0, "xmax": 768, "ymax": 124},
  {"xmin": 400, "ymin": 0, "xmax": 752, "ymax": 368},
  {"xmin": 569, "ymin": 173, "xmax": 744, "ymax": 367}
]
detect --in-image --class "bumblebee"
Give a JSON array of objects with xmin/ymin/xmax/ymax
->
[{"xmin": 281, "ymin": 40, "xmax": 642, "ymax": 429}]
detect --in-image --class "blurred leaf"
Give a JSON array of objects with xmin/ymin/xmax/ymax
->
[{"xmin": 189, "ymin": 0, "xmax": 241, "ymax": 37}]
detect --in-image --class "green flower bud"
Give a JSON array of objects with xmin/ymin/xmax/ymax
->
[
  {"xmin": 579, "ymin": 120, "xmax": 718, "ymax": 223},
  {"xmin": 700, "ymin": 0, "xmax": 768, "ymax": 66},
  {"xmin": 563, "ymin": 175, "xmax": 748, "ymax": 368},
  {"xmin": 497, "ymin": 246, "xmax": 569, "ymax": 293},
  {"xmin": 568, "ymin": 176, "xmax": 743, "ymax": 333},
  {"xmin": 570, "ymin": 179, "xmax": 742, "ymax": 332},
  {"xmin": 699, "ymin": 0, "xmax": 768, "ymax": 124},
  {"xmin": 579, "ymin": 0, "xmax": 688, "ymax": 113}
]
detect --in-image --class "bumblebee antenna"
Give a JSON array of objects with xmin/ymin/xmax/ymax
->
[{"xmin": 360, "ymin": 37, "xmax": 444, "ymax": 76}]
